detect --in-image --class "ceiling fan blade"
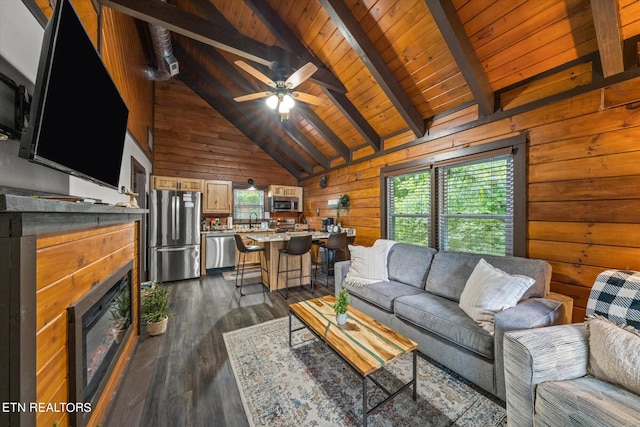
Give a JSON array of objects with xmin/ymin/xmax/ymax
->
[
  {"xmin": 291, "ymin": 91, "xmax": 330, "ymax": 107},
  {"xmin": 233, "ymin": 92, "xmax": 273, "ymax": 102},
  {"xmin": 234, "ymin": 61, "xmax": 277, "ymax": 88},
  {"xmin": 285, "ymin": 63, "xmax": 318, "ymax": 89}
]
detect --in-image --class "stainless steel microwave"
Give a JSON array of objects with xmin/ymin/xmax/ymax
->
[{"xmin": 268, "ymin": 196, "xmax": 299, "ymax": 212}]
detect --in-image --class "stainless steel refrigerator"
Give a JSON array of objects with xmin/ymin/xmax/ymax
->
[{"xmin": 149, "ymin": 189, "xmax": 201, "ymax": 282}]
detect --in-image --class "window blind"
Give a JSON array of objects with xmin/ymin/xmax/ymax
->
[
  {"xmin": 437, "ymin": 153, "xmax": 513, "ymax": 255},
  {"xmin": 386, "ymin": 170, "xmax": 431, "ymax": 246}
]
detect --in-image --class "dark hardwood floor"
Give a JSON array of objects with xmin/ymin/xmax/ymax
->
[{"xmin": 104, "ymin": 270, "xmax": 334, "ymax": 427}]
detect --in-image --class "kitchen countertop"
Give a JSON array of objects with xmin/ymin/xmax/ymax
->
[
  {"xmin": 201, "ymin": 228, "xmax": 275, "ymax": 235},
  {"xmin": 245, "ymin": 232, "xmax": 330, "ymax": 242}
]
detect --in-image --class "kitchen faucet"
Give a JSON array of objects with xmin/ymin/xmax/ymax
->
[{"xmin": 249, "ymin": 212, "xmax": 258, "ymax": 229}]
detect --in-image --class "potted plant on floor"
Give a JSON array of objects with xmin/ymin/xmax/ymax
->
[
  {"xmin": 109, "ymin": 289, "xmax": 131, "ymax": 343},
  {"xmin": 141, "ymin": 282, "xmax": 170, "ymax": 336},
  {"xmin": 335, "ymin": 288, "xmax": 350, "ymax": 325}
]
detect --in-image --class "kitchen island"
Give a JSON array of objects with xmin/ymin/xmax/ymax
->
[{"xmin": 245, "ymin": 232, "xmax": 330, "ymax": 291}]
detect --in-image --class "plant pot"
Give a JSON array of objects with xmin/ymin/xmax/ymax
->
[
  {"xmin": 147, "ymin": 315, "xmax": 168, "ymax": 336},
  {"xmin": 336, "ymin": 313, "xmax": 347, "ymax": 325}
]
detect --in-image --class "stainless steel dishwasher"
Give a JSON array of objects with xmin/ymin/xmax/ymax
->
[{"xmin": 205, "ymin": 233, "xmax": 236, "ymax": 269}]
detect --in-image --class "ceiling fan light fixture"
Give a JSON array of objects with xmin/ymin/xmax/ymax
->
[
  {"xmin": 282, "ymin": 94, "xmax": 295, "ymax": 109},
  {"xmin": 265, "ymin": 94, "xmax": 278, "ymax": 109}
]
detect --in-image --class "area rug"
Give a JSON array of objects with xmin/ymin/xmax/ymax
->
[
  {"xmin": 223, "ymin": 317, "xmax": 506, "ymax": 427},
  {"xmin": 222, "ymin": 268, "xmax": 262, "ymax": 284}
]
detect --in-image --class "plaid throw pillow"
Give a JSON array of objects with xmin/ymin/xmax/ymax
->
[{"xmin": 586, "ymin": 269, "xmax": 640, "ymax": 331}]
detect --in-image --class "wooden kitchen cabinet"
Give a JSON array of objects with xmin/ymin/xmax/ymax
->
[
  {"xmin": 151, "ymin": 175, "xmax": 203, "ymax": 192},
  {"xmin": 203, "ymin": 180, "xmax": 232, "ymax": 214}
]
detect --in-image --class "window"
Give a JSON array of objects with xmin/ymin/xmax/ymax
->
[
  {"xmin": 383, "ymin": 135, "xmax": 526, "ymax": 256},
  {"xmin": 386, "ymin": 170, "xmax": 431, "ymax": 246},
  {"xmin": 233, "ymin": 189, "xmax": 265, "ymax": 220}
]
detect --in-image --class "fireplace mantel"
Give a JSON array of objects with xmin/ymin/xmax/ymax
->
[{"xmin": 0, "ymin": 191, "xmax": 146, "ymax": 427}]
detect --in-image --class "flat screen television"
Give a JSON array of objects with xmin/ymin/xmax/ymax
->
[{"xmin": 19, "ymin": 0, "xmax": 129, "ymax": 190}]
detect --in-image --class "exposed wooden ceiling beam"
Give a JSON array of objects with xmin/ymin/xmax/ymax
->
[
  {"xmin": 175, "ymin": 49, "xmax": 307, "ymax": 177},
  {"xmin": 296, "ymin": 105, "xmax": 351, "ymax": 161},
  {"xmin": 424, "ymin": 0, "xmax": 495, "ymax": 118},
  {"xmin": 324, "ymin": 89, "xmax": 381, "ymax": 151},
  {"xmin": 192, "ymin": 41, "xmax": 330, "ymax": 171},
  {"xmin": 318, "ymin": 0, "xmax": 425, "ymax": 138},
  {"xmin": 279, "ymin": 121, "xmax": 330, "ymax": 170},
  {"xmin": 590, "ymin": 0, "xmax": 625, "ymax": 77}
]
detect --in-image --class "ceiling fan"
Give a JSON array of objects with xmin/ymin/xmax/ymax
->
[{"xmin": 233, "ymin": 60, "xmax": 329, "ymax": 120}]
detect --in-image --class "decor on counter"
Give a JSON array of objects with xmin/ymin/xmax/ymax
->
[
  {"xmin": 141, "ymin": 282, "xmax": 171, "ymax": 336},
  {"xmin": 336, "ymin": 193, "xmax": 350, "ymax": 224},
  {"xmin": 224, "ymin": 317, "xmax": 506, "ymax": 426},
  {"xmin": 334, "ymin": 288, "xmax": 350, "ymax": 325},
  {"xmin": 115, "ymin": 189, "xmax": 140, "ymax": 208}
]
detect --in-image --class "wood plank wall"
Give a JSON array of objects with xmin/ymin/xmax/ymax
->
[
  {"xmin": 35, "ymin": 222, "xmax": 139, "ymax": 427},
  {"xmin": 152, "ymin": 78, "xmax": 297, "ymax": 186},
  {"xmin": 101, "ymin": 7, "xmax": 154, "ymax": 158},
  {"xmin": 301, "ymin": 76, "xmax": 640, "ymax": 323}
]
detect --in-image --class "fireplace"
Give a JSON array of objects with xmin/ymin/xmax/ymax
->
[{"xmin": 68, "ymin": 261, "xmax": 133, "ymax": 427}]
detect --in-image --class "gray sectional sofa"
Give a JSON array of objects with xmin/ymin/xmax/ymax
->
[{"xmin": 334, "ymin": 242, "xmax": 566, "ymax": 401}]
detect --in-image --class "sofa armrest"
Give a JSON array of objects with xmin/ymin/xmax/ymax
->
[
  {"xmin": 493, "ymin": 297, "xmax": 565, "ymax": 399},
  {"xmin": 334, "ymin": 260, "xmax": 351, "ymax": 295},
  {"xmin": 503, "ymin": 324, "xmax": 589, "ymax": 427}
]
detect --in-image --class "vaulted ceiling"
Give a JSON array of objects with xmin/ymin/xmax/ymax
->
[{"xmin": 61, "ymin": 1, "xmax": 640, "ymax": 177}]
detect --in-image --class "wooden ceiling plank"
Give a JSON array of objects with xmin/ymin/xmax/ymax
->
[
  {"xmin": 296, "ymin": 105, "xmax": 351, "ymax": 160},
  {"xmin": 280, "ymin": 121, "xmax": 331, "ymax": 170},
  {"xmin": 590, "ymin": 0, "xmax": 625, "ymax": 77},
  {"xmin": 319, "ymin": 0, "xmax": 426, "ymax": 137},
  {"xmin": 424, "ymin": 0, "xmax": 494, "ymax": 118},
  {"xmin": 323, "ymin": 89, "xmax": 381, "ymax": 151}
]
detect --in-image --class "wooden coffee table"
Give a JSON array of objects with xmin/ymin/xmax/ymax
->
[{"xmin": 289, "ymin": 295, "xmax": 418, "ymax": 426}]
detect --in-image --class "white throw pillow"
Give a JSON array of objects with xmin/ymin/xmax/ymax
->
[
  {"xmin": 459, "ymin": 258, "xmax": 535, "ymax": 334},
  {"xmin": 587, "ymin": 317, "xmax": 640, "ymax": 395},
  {"xmin": 344, "ymin": 241, "xmax": 393, "ymax": 287}
]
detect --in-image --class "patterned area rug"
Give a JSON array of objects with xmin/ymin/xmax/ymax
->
[
  {"xmin": 222, "ymin": 268, "xmax": 262, "ymax": 284},
  {"xmin": 224, "ymin": 317, "xmax": 506, "ymax": 427}
]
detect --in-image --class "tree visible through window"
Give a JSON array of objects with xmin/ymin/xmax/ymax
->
[
  {"xmin": 385, "ymin": 145, "xmax": 519, "ymax": 256},
  {"xmin": 233, "ymin": 189, "xmax": 264, "ymax": 220},
  {"xmin": 386, "ymin": 171, "xmax": 431, "ymax": 246}
]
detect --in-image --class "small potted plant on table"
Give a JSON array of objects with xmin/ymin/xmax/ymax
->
[
  {"xmin": 335, "ymin": 288, "xmax": 350, "ymax": 325},
  {"xmin": 141, "ymin": 282, "xmax": 170, "ymax": 336}
]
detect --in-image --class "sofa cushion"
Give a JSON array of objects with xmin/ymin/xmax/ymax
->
[
  {"xmin": 344, "ymin": 240, "xmax": 396, "ymax": 287},
  {"xmin": 394, "ymin": 293, "xmax": 494, "ymax": 359},
  {"xmin": 459, "ymin": 259, "xmax": 535, "ymax": 335},
  {"xmin": 535, "ymin": 376, "xmax": 640, "ymax": 427},
  {"xmin": 345, "ymin": 280, "xmax": 425, "ymax": 312},
  {"xmin": 586, "ymin": 317, "xmax": 640, "ymax": 395},
  {"xmin": 386, "ymin": 244, "xmax": 437, "ymax": 289},
  {"xmin": 425, "ymin": 251, "xmax": 550, "ymax": 302}
]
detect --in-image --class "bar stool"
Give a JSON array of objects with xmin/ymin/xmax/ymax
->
[
  {"xmin": 277, "ymin": 234, "xmax": 313, "ymax": 300},
  {"xmin": 314, "ymin": 232, "xmax": 348, "ymax": 288},
  {"xmin": 233, "ymin": 234, "xmax": 268, "ymax": 296}
]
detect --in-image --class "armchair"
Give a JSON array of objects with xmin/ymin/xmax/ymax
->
[{"xmin": 503, "ymin": 269, "xmax": 640, "ymax": 427}]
